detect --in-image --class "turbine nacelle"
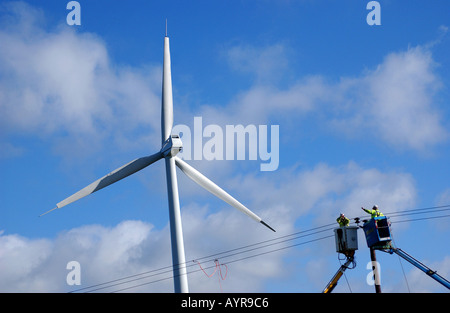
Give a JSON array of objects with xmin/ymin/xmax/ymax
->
[{"xmin": 161, "ymin": 134, "xmax": 183, "ymax": 158}]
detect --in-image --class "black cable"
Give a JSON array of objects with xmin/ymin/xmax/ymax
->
[
  {"xmin": 352, "ymin": 205, "xmax": 450, "ymax": 222},
  {"xmin": 337, "ymin": 254, "xmax": 354, "ymax": 293},
  {"xmin": 75, "ymin": 228, "xmax": 337, "ymax": 293},
  {"xmin": 109, "ymin": 234, "xmax": 335, "ymax": 293},
  {"xmin": 71, "ymin": 223, "xmax": 338, "ymax": 293},
  {"xmin": 70, "ymin": 205, "xmax": 450, "ymax": 293},
  {"xmin": 110, "ymin": 209, "xmax": 449, "ymax": 293},
  {"xmin": 390, "ymin": 213, "xmax": 450, "ymax": 224}
]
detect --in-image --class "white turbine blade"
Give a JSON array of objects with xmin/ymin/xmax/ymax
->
[
  {"xmin": 174, "ymin": 157, "xmax": 275, "ymax": 232},
  {"xmin": 40, "ymin": 152, "xmax": 163, "ymax": 216},
  {"xmin": 161, "ymin": 35, "xmax": 173, "ymax": 144}
]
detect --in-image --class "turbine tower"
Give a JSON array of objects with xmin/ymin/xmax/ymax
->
[{"xmin": 41, "ymin": 31, "xmax": 275, "ymax": 293}]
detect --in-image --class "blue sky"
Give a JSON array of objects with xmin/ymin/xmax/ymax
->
[{"xmin": 1, "ymin": 0, "xmax": 450, "ymax": 292}]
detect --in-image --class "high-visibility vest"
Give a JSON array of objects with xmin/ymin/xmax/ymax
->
[
  {"xmin": 364, "ymin": 208, "xmax": 384, "ymax": 218},
  {"xmin": 336, "ymin": 216, "xmax": 350, "ymax": 227}
]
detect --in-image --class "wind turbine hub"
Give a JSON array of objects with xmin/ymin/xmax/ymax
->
[{"xmin": 161, "ymin": 134, "xmax": 183, "ymax": 158}]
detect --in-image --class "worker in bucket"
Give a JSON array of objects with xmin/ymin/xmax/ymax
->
[
  {"xmin": 361, "ymin": 205, "xmax": 384, "ymax": 218},
  {"xmin": 336, "ymin": 213, "xmax": 350, "ymax": 227}
]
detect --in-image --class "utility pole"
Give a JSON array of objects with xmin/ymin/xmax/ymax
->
[{"xmin": 370, "ymin": 247, "xmax": 382, "ymax": 293}]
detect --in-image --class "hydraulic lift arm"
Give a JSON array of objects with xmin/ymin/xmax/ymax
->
[
  {"xmin": 390, "ymin": 248, "xmax": 450, "ymax": 290},
  {"xmin": 322, "ymin": 257, "xmax": 354, "ymax": 293}
]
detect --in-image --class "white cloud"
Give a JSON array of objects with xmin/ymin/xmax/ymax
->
[
  {"xmin": 0, "ymin": 233, "xmax": 53, "ymax": 292},
  {"xmin": 225, "ymin": 43, "xmax": 289, "ymax": 84},
  {"xmin": 200, "ymin": 43, "xmax": 448, "ymax": 153},
  {"xmin": 359, "ymin": 47, "xmax": 447, "ymax": 151},
  {"xmin": 0, "ymin": 220, "xmax": 162, "ymax": 292},
  {"xmin": 0, "ymin": 160, "xmax": 418, "ymax": 292},
  {"xmin": 0, "ymin": 2, "xmax": 162, "ymax": 159},
  {"xmin": 1, "ymin": 3, "xmax": 446, "ymax": 160},
  {"xmin": 324, "ymin": 46, "xmax": 448, "ymax": 152},
  {"xmin": 437, "ymin": 188, "xmax": 450, "ymax": 206},
  {"xmin": 0, "ymin": 2, "xmax": 445, "ymax": 294},
  {"xmin": 224, "ymin": 161, "xmax": 416, "ymax": 227}
]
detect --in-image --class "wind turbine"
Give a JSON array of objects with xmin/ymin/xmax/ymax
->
[{"xmin": 41, "ymin": 30, "xmax": 275, "ymax": 293}]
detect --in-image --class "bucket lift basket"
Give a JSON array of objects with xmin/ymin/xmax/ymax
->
[
  {"xmin": 334, "ymin": 226, "xmax": 358, "ymax": 255},
  {"xmin": 362, "ymin": 216, "xmax": 391, "ymax": 249}
]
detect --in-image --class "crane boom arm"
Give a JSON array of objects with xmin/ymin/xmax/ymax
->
[
  {"xmin": 322, "ymin": 257, "xmax": 354, "ymax": 293},
  {"xmin": 391, "ymin": 248, "xmax": 450, "ymax": 290}
]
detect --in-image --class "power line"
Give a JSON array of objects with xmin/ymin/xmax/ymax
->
[
  {"xmin": 71, "ymin": 228, "xmax": 337, "ymax": 293},
  {"xmin": 70, "ymin": 222, "xmax": 338, "ymax": 293},
  {"xmin": 111, "ymin": 207, "xmax": 450, "ymax": 293},
  {"xmin": 76, "ymin": 234, "xmax": 336, "ymax": 293},
  {"xmin": 390, "ymin": 213, "xmax": 450, "ymax": 224},
  {"xmin": 390, "ymin": 229, "xmax": 411, "ymax": 292},
  {"xmin": 391, "ymin": 204, "xmax": 450, "ymax": 213},
  {"xmin": 73, "ymin": 209, "xmax": 450, "ymax": 293},
  {"xmin": 110, "ymin": 235, "xmax": 335, "ymax": 293},
  {"xmin": 353, "ymin": 204, "xmax": 450, "ymax": 221},
  {"xmin": 69, "ymin": 204, "xmax": 450, "ymax": 293}
]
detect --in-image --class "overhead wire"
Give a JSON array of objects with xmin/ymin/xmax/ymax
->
[
  {"xmin": 351, "ymin": 204, "xmax": 450, "ymax": 223},
  {"xmin": 109, "ymin": 234, "xmax": 335, "ymax": 293},
  {"xmin": 76, "ymin": 208, "xmax": 450, "ymax": 293},
  {"xmin": 71, "ymin": 222, "xmax": 338, "ymax": 293},
  {"xmin": 77, "ymin": 207, "xmax": 450, "ymax": 293},
  {"xmin": 338, "ymin": 255, "xmax": 353, "ymax": 293},
  {"xmin": 390, "ymin": 228, "xmax": 411, "ymax": 292},
  {"xmin": 71, "ymin": 226, "xmax": 337, "ymax": 293},
  {"xmin": 69, "ymin": 204, "xmax": 450, "ymax": 293},
  {"xmin": 390, "ymin": 214, "xmax": 450, "ymax": 224}
]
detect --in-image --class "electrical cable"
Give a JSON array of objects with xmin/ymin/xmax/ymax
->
[
  {"xmin": 109, "ymin": 234, "xmax": 335, "ymax": 293},
  {"xmin": 390, "ymin": 228, "xmax": 411, "ymax": 292},
  {"xmin": 70, "ymin": 223, "xmax": 337, "ymax": 293},
  {"xmin": 338, "ymin": 256, "xmax": 353, "ymax": 293},
  {"xmin": 73, "ymin": 231, "xmax": 336, "ymax": 293},
  {"xmin": 351, "ymin": 205, "xmax": 450, "ymax": 223},
  {"xmin": 69, "ymin": 204, "xmax": 450, "ymax": 293},
  {"xmin": 390, "ymin": 214, "xmax": 450, "ymax": 224},
  {"xmin": 78, "ymin": 214, "xmax": 449, "ymax": 293},
  {"xmin": 75, "ymin": 211, "xmax": 450, "ymax": 293}
]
